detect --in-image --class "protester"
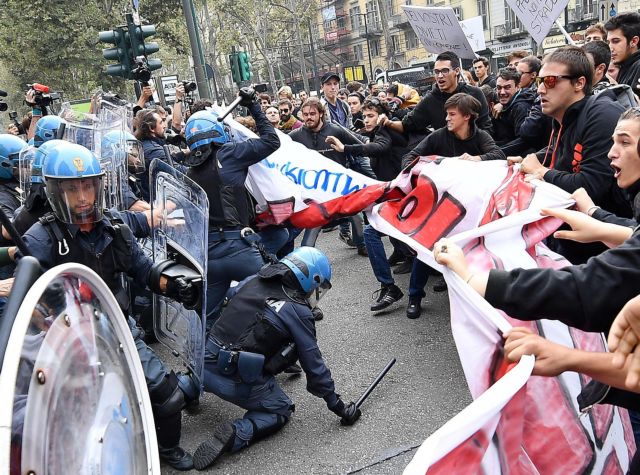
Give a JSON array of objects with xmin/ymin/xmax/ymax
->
[
  {"xmin": 605, "ymin": 12, "xmax": 640, "ymax": 94},
  {"xmin": 473, "ymin": 56, "xmax": 496, "ymax": 88}
]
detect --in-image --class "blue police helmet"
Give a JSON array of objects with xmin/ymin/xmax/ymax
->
[
  {"xmin": 280, "ymin": 247, "xmax": 332, "ymax": 294},
  {"xmin": 0, "ymin": 134, "xmax": 27, "ymax": 180},
  {"xmin": 42, "ymin": 142, "xmax": 106, "ymax": 224},
  {"xmin": 32, "ymin": 139, "xmax": 67, "ymax": 184},
  {"xmin": 101, "ymin": 130, "xmax": 136, "ymax": 158},
  {"xmin": 185, "ymin": 110, "xmax": 228, "ymax": 151},
  {"xmin": 34, "ymin": 115, "xmax": 67, "ymax": 147}
]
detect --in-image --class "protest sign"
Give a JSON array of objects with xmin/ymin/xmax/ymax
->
[
  {"xmin": 402, "ymin": 6, "xmax": 476, "ymax": 60},
  {"xmin": 504, "ymin": 0, "xmax": 571, "ymax": 45},
  {"xmin": 460, "ymin": 16, "xmax": 486, "ymax": 53}
]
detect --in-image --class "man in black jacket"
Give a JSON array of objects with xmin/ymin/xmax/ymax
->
[
  {"xmin": 492, "ymin": 68, "xmax": 536, "ymax": 151},
  {"xmin": 605, "ymin": 12, "xmax": 640, "ymax": 95},
  {"xmin": 512, "ymin": 46, "xmax": 630, "ymax": 263},
  {"xmin": 381, "ymin": 51, "xmax": 493, "ymax": 137},
  {"xmin": 401, "ymin": 93, "xmax": 504, "ymax": 318},
  {"xmin": 473, "ymin": 56, "xmax": 496, "ymax": 88}
]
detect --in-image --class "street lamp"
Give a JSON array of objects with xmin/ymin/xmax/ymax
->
[{"xmin": 355, "ymin": 12, "xmax": 374, "ymax": 84}]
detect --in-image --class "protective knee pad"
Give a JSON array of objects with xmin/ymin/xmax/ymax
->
[
  {"xmin": 149, "ymin": 371, "xmax": 185, "ymax": 418},
  {"xmin": 249, "ymin": 412, "xmax": 290, "ymax": 442}
]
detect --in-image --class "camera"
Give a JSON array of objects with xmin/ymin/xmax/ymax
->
[
  {"xmin": 27, "ymin": 83, "xmax": 61, "ymax": 108},
  {"xmin": 254, "ymin": 83, "xmax": 268, "ymax": 94},
  {"xmin": 131, "ymin": 57, "xmax": 152, "ymax": 84},
  {"xmin": 8, "ymin": 111, "xmax": 25, "ymax": 135},
  {"xmin": 181, "ymin": 81, "xmax": 197, "ymax": 93}
]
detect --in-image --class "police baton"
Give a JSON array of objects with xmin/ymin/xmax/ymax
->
[
  {"xmin": 356, "ymin": 358, "xmax": 396, "ymax": 409},
  {"xmin": 0, "ymin": 207, "xmax": 31, "ymax": 257},
  {"xmin": 216, "ymin": 95, "xmax": 243, "ymax": 122}
]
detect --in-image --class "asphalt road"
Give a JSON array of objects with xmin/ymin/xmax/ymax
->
[{"xmin": 159, "ymin": 230, "xmax": 472, "ymax": 475}]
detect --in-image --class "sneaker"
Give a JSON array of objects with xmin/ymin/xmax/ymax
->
[
  {"xmin": 406, "ymin": 297, "xmax": 422, "ymax": 319},
  {"xmin": 432, "ymin": 276, "xmax": 448, "ymax": 292},
  {"xmin": 387, "ymin": 251, "xmax": 406, "ymax": 267},
  {"xmin": 357, "ymin": 246, "xmax": 368, "ymax": 256},
  {"xmin": 370, "ymin": 284, "xmax": 404, "ymax": 311},
  {"xmin": 312, "ymin": 306, "xmax": 324, "ymax": 321},
  {"xmin": 159, "ymin": 446, "xmax": 194, "ymax": 471},
  {"xmin": 339, "ymin": 231, "xmax": 356, "ymax": 248},
  {"xmin": 193, "ymin": 422, "xmax": 236, "ymax": 470},
  {"xmin": 393, "ymin": 258, "xmax": 413, "ymax": 275}
]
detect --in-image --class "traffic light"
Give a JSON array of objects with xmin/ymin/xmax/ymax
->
[
  {"xmin": 238, "ymin": 51, "xmax": 252, "ymax": 81},
  {"xmin": 127, "ymin": 14, "xmax": 162, "ymax": 73},
  {"xmin": 98, "ymin": 27, "xmax": 132, "ymax": 78},
  {"xmin": 229, "ymin": 52, "xmax": 241, "ymax": 84}
]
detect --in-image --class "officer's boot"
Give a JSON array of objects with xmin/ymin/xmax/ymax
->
[
  {"xmin": 151, "ymin": 374, "xmax": 194, "ymax": 471},
  {"xmin": 193, "ymin": 422, "xmax": 236, "ymax": 470}
]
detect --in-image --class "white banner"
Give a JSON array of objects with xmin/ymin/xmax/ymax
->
[
  {"xmin": 402, "ymin": 6, "xmax": 477, "ymax": 60},
  {"xmin": 503, "ymin": 0, "xmax": 571, "ymax": 45},
  {"xmin": 460, "ymin": 16, "xmax": 486, "ymax": 53}
]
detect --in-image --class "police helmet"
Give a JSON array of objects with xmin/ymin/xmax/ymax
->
[
  {"xmin": 101, "ymin": 130, "xmax": 145, "ymax": 174},
  {"xmin": 42, "ymin": 142, "xmax": 106, "ymax": 224},
  {"xmin": 281, "ymin": 247, "xmax": 332, "ymax": 295},
  {"xmin": 34, "ymin": 115, "xmax": 67, "ymax": 147},
  {"xmin": 184, "ymin": 111, "xmax": 228, "ymax": 166},
  {"xmin": 0, "ymin": 134, "xmax": 27, "ymax": 180},
  {"xmin": 32, "ymin": 139, "xmax": 67, "ymax": 184}
]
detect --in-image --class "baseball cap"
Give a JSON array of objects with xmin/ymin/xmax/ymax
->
[{"xmin": 321, "ymin": 72, "xmax": 340, "ymax": 84}]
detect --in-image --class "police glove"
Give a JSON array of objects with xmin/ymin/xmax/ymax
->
[
  {"xmin": 238, "ymin": 87, "xmax": 257, "ymax": 107},
  {"xmin": 167, "ymin": 277, "xmax": 201, "ymax": 311},
  {"xmin": 329, "ymin": 398, "xmax": 361, "ymax": 426}
]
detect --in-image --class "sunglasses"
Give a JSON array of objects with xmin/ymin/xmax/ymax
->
[{"xmin": 535, "ymin": 75, "xmax": 576, "ymax": 89}]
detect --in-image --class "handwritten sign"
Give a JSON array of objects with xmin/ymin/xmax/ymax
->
[
  {"xmin": 504, "ymin": 0, "xmax": 570, "ymax": 45},
  {"xmin": 460, "ymin": 16, "xmax": 486, "ymax": 53},
  {"xmin": 402, "ymin": 6, "xmax": 476, "ymax": 60}
]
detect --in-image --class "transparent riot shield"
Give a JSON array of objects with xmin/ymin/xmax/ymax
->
[
  {"xmin": 150, "ymin": 159, "xmax": 208, "ymax": 385},
  {"xmin": 60, "ymin": 102, "xmax": 129, "ymax": 211},
  {"xmin": 17, "ymin": 145, "xmax": 37, "ymax": 204},
  {"xmin": 0, "ymin": 263, "xmax": 159, "ymax": 474}
]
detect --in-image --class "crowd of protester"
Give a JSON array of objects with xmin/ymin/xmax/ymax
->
[{"xmin": 5, "ymin": 9, "xmax": 640, "ymax": 471}]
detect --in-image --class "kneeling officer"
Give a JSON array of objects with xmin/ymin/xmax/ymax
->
[{"xmin": 193, "ymin": 247, "xmax": 361, "ymax": 470}]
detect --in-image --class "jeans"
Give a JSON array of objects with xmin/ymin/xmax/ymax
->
[
  {"xmin": 409, "ymin": 258, "xmax": 430, "ymax": 300},
  {"xmin": 363, "ymin": 225, "xmax": 394, "ymax": 286},
  {"xmin": 258, "ymin": 226, "xmax": 290, "ymax": 256},
  {"xmin": 206, "ymin": 235, "xmax": 265, "ymax": 325}
]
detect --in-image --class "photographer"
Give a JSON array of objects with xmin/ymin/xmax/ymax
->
[{"xmin": 134, "ymin": 109, "xmax": 188, "ymax": 201}]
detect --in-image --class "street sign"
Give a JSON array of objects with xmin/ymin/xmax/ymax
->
[
  {"xmin": 598, "ymin": 0, "xmax": 618, "ymax": 21},
  {"xmin": 343, "ymin": 65, "xmax": 366, "ymax": 82}
]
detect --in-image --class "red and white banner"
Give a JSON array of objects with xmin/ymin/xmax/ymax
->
[{"xmin": 220, "ymin": 114, "xmax": 636, "ymax": 473}]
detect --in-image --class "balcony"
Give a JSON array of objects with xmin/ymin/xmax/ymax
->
[
  {"xmin": 494, "ymin": 22, "xmax": 527, "ymax": 39},
  {"xmin": 359, "ymin": 23, "xmax": 382, "ymax": 37},
  {"xmin": 391, "ymin": 14, "xmax": 410, "ymax": 27},
  {"xmin": 568, "ymin": 3, "xmax": 598, "ymax": 23}
]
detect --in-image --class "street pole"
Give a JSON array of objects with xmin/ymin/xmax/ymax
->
[
  {"xmin": 308, "ymin": 20, "xmax": 320, "ymax": 95},
  {"xmin": 289, "ymin": 0, "xmax": 311, "ymax": 94},
  {"xmin": 182, "ymin": 0, "xmax": 210, "ymax": 99},
  {"xmin": 364, "ymin": 13, "xmax": 374, "ymax": 84}
]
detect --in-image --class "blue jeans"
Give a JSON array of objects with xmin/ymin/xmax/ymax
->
[
  {"xmin": 203, "ymin": 347, "xmax": 294, "ymax": 452},
  {"xmin": 364, "ymin": 225, "xmax": 393, "ymax": 286},
  {"xmin": 409, "ymin": 258, "xmax": 430, "ymax": 300},
  {"xmin": 206, "ymin": 235, "xmax": 265, "ymax": 325},
  {"xmin": 258, "ymin": 226, "xmax": 289, "ymax": 256}
]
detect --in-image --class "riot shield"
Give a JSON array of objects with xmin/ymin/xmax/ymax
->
[
  {"xmin": 150, "ymin": 159, "xmax": 208, "ymax": 385},
  {"xmin": 60, "ymin": 102, "xmax": 129, "ymax": 210},
  {"xmin": 17, "ymin": 145, "xmax": 37, "ymax": 204},
  {"xmin": 0, "ymin": 262, "xmax": 159, "ymax": 474}
]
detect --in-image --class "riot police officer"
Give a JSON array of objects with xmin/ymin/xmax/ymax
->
[
  {"xmin": 192, "ymin": 247, "xmax": 361, "ymax": 470},
  {"xmin": 0, "ymin": 134, "xmax": 27, "ymax": 236},
  {"xmin": 183, "ymin": 88, "xmax": 280, "ymax": 324},
  {"xmin": 18, "ymin": 142, "xmax": 202, "ymax": 470},
  {"xmin": 31, "ymin": 115, "xmax": 66, "ymax": 147}
]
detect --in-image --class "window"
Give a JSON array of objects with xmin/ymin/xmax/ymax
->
[
  {"xmin": 452, "ymin": 6, "xmax": 462, "ymax": 20},
  {"xmin": 366, "ymin": 1, "xmax": 381, "ymax": 29},
  {"xmin": 476, "ymin": 0, "xmax": 488, "ymax": 30},
  {"xmin": 405, "ymin": 29, "xmax": 419, "ymax": 49},
  {"xmin": 405, "ymin": 0, "xmax": 412, "ymax": 5},
  {"xmin": 370, "ymin": 38, "xmax": 381, "ymax": 56},
  {"xmin": 354, "ymin": 44, "xmax": 364, "ymax": 61},
  {"xmin": 504, "ymin": 2, "xmax": 523, "ymax": 30},
  {"xmin": 390, "ymin": 34, "xmax": 401, "ymax": 52},
  {"xmin": 350, "ymin": 5, "xmax": 361, "ymax": 29}
]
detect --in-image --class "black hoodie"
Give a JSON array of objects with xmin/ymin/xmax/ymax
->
[
  {"xmin": 616, "ymin": 49, "xmax": 640, "ymax": 96},
  {"xmin": 491, "ymin": 87, "xmax": 536, "ymax": 145}
]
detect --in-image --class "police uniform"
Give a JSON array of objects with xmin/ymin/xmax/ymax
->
[
  {"xmin": 203, "ymin": 270, "xmax": 340, "ymax": 452},
  {"xmin": 186, "ymin": 100, "xmax": 280, "ymax": 323},
  {"xmin": 20, "ymin": 209, "xmax": 190, "ymax": 465}
]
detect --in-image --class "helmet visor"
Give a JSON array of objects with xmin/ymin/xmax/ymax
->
[
  {"xmin": 307, "ymin": 280, "xmax": 331, "ymax": 307},
  {"xmin": 18, "ymin": 146, "xmax": 37, "ymax": 200},
  {"xmin": 45, "ymin": 176, "xmax": 105, "ymax": 224}
]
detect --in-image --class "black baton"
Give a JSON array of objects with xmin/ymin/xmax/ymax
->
[
  {"xmin": 0, "ymin": 207, "xmax": 31, "ymax": 257},
  {"xmin": 356, "ymin": 357, "xmax": 396, "ymax": 409},
  {"xmin": 217, "ymin": 96, "xmax": 243, "ymax": 122}
]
